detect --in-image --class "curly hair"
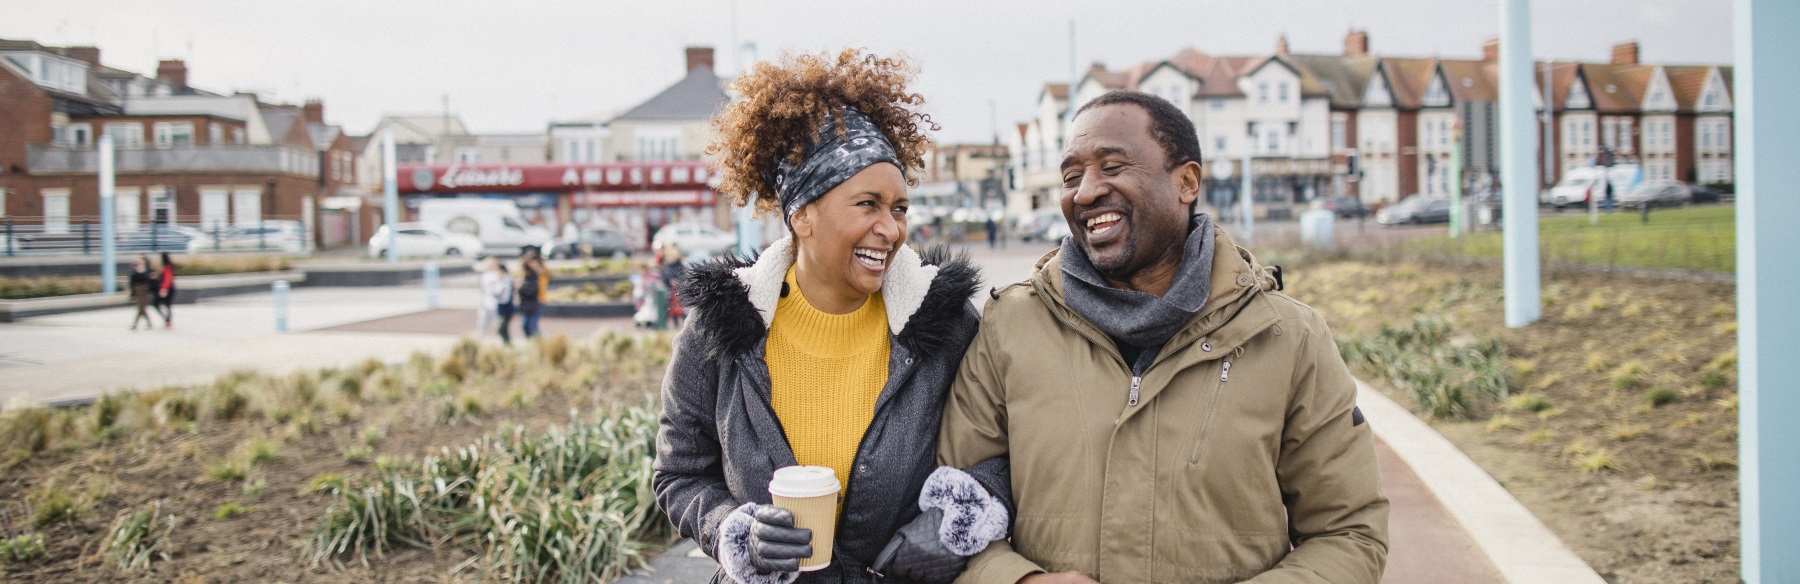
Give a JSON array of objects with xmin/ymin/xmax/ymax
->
[{"xmin": 708, "ymin": 49, "xmax": 938, "ymax": 217}]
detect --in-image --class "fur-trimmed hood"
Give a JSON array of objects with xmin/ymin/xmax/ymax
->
[{"xmin": 680, "ymin": 236, "xmax": 981, "ymax": 360}]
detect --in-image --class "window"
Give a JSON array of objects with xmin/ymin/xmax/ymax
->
[
  {"xmin": 105, "ymin": 123, "xmax": 145, "ymax": 148},
  {"xmin": 1331, "ymin": 117, "xmax": 1347, "ymax": 150},
  {"xmin": 1716, "ymin": 121, "xmax": 1731, "ymax": 152},
  {"xmin": 1258, "ymin": 82, "xmax": 1269, "ymax": 104},
  {"xmin": 456, "ymin": 147, "xmax": 481, "ymax": 164},
  {"xmin": 42, "ymin": 189, "xmax": 71, "ymax": 234},
  {"xmin": 1214, "ymin": 137, "xmax": 1227, "ymax": 153},
  {"xmin": 199, "ymin": 188, "xmax": 230, "ymax": 231},
  {"xmin": 153, "ymin": 122, "xmax": 194, "ymax": 148},
  {"xmin": 208, "ymin": 123, "xmax": 223, "ymax": 145},
  {"xmin": 1619, "ymin": 119, "xmax": 1634, "ymax": 153},
  {"xmin": 1277, "ymin": 82, "xmax": 1289, "ymax": 103},
  {"xmin": 1602, "ymin": 119, "xmax": 1618, "ymax": 149},
  {"xmin": 1210, "ymin": 99, "xmax": 1225, "ymax": 110},
  {"xmin": 1700, "ymin": 125, "xmax": 1711, "ymax": 150},
  {"xmin": 1582, "ymin": 121, "xmax": 1593, "ymax": 148},
  {"xmin": 232, "ymin": 188, "xmax": 262, "ymax": 226},
  {"xmin": 1264, "ymin": 126, "xmax": 1285, "ymax": 155},
  {"xmin": 68, "ymin": 123, "xmax": 93, "ymax": 147},
  {"xmin": 232, "ymin": 128, "xmax": 245, "ymax": 144},
  {"xmin": 116, "ymin": 187, "xmax": 141, "ymax": 232}
]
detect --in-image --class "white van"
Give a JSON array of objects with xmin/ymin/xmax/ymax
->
[
  {"xmin": 417, "ymin": 199, "xmax": 551, "ymax": 256},
  {"xmin": 1544, "ymin": 164, "xmax": 1642, "ymax": 209}
]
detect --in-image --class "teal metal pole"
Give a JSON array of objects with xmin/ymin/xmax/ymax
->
[
  {"xmin": 1500, "ymin": 0, "xmax": 1541, "ymax": 328},
  {"xmin": 382, "ymin": 129, "xmax": 399, "ymax": 263},
  {"xmin": 1240, "ymin": 150, "xmax": 1254, "ymax": 245},
  {"xmin": 1450, "ymin": 123, "xmax": 1465, "ymax": 237},
  {"xmin": 1736, "ymin": 0, "xmax": 1800, "ymax": 581},
  {"xmin": 98, "ymin": 135, "xmax": 118, "ymax": 293}
]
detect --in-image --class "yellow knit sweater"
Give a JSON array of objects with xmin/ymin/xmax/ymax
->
[{"xmin": 765, "ymin": 266, "xmax": 890, "ymax": 495}]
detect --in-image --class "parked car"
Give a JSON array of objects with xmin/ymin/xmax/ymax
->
[
  {"xmin": 545, "ymin": 227, "xmax": 637, "ymax": 259},
  {"xmin": 1323, "ymin": 196, "xmax": 1371, "ymax": 219},
  {"xmin": 368, "ymin": 223, "xmax": 485, "ymax": 258},
  {"xmin": 1015, "ymin": 209, "xmax": 1068, "ymax": 242},
  {"xmin": 1620, "ymin": 181, "xmax": 1693, "ymax": 209},
  {"xmin": 418, "ymin": 199, "xmax": 550, "ymax": 255},
  {"xmin": 651, "ymin": 223, "xmax": 737, "ymax": 259},
  {"xmin": 207, "ymin": 220, "xmax": 308, "ymax": 253},
  {"xmin": 1376, "ymin": 196, "xmax": 1453, "ymax": 225}
]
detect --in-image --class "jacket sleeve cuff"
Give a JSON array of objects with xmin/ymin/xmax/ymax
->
[
  {"xmin": 958, "ymin": 541, "xmax": 1044, "ymax": 584},
  {"xmin": 919, "ymin": 466, "xmax": 1010, "ymax": 556}
]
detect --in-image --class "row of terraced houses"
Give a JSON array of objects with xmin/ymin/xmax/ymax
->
[{"xmin": 1006, "ymin": 31, "xmax": 1736, "ymax": 217}]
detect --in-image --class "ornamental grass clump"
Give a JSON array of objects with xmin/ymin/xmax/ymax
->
[
  {"xmin": 306, "ymin": 404, "xmax": 671, "ymax": 581},
  {"xmin": 99, "ymin": 500, "xmax": 176, "ymax": 571},
  {"xmin": 1338, "ymin": 314, "xmax": 1511, "ymax": 419}
]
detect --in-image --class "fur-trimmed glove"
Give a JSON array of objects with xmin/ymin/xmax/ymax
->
[
  {"xmin": 869, "ymin": 467, "xmax": 1009, "ymax": 582},
  {"xmin": 717, "ymin": 503, "xmax": 810, "ymax": 584}
]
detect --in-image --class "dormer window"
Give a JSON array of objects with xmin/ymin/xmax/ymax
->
[
  {"xmin": 1567, "ymin": 76, "xmax": 1592, "ymax": 109},
  {"xmin": 1362, "ymin": 75, "xmax": 1392, "ymax": 107},
  {"xmin": 1424, "ymin": 74, "xmax": 1451, "ymax": 107}
]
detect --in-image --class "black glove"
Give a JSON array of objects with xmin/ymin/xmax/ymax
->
[
  {"xmin": 749, "ymin": 505, "xmax": 813, "ymax": 573},
  {"xmin": 870, "ymin": 508, "xmax": 966, "ymax": 584}
]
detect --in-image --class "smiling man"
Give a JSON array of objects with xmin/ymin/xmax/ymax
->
[{"xmin": 939, "ymin": 90, "xmax": 1390, "ymax": 584}]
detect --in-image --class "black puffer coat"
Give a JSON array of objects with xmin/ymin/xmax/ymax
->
[{"xmin": 654, "ymin": 237, "xmax": 989, "ymax": 584}]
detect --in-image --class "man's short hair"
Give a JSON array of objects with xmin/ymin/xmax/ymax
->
[{"xmin": 1074, "ymin": 91, "xmax": 1204, "ymax": 170}]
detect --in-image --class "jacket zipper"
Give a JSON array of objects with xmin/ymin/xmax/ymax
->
[
  {"xmin": 1220, "ymin": 361, "xmax": 1232, "ymax": 382},
  {"xmin": 1127, "ymin": 376, "xmax": 1142, "ymax": 407}
]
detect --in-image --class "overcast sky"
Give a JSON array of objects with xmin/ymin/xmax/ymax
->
[{"xmin": 5, "ymin": 0, "xmax": 1733, "ymax": 144}]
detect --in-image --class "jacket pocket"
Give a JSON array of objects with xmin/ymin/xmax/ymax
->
[{"xmin": 1187, "ymin": 359, "xmax": 1231, "ymax": 466}]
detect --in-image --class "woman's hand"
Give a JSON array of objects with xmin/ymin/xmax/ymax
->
[
  {"xmin": 1018, "ymin": 572, "xmax": 1100, "ymax": 584},
  {"xmin": 747, "ymin": 506, "xmax": 813, "ymax": 573}
]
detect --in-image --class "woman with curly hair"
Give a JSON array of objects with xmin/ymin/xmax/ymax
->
[{"xmin": 654, "ymin": 50, "xmax": 1010, "ymax": 584}]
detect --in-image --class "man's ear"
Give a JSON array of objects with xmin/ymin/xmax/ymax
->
[
  {"xmin": 790, "ymin": 205, "xmax": 815, "ymax": 239},
  {"xmin": 1175, "ymin": 161, "xmax": 1202, "ymax": 206}
]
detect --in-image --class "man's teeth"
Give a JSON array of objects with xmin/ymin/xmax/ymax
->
[{"xmin": 1086, "ymin": 212, "xmax": 1123, "ymax": 232}]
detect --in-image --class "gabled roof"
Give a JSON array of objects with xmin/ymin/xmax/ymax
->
[
  {"xmin": 1437, "ymin": 59, "xmax": 1498, "ymax": 103},
  {"xmin": 1195, "ymin": 57, "xmax": 1255, "ymax": 97},
  {"xmin": 1042, "ymin": 82, "xmax": 1069, "ymax": 100},
  {"xmin": 1541, "ymin": 62, "xmax": 1582, "ymax": 111},
  {"xmin": 308, "ymin": 123, "xmax": 343, "ymax": 151},
  {"xmin": 611, "ymin": 66, "xmax": 729, "ymax": 122},
  {"xmin": 1662, "ymin": 65, "xmax": 1710, "ymax": 112},
  {"xmin": 1288, "ymin": 53, "xmax": 1377, "ymax": 108},
  {"xmin": 262, "ymin": 107, "xmax": 301, "ymax": 144},
  {"xmin": 1580, "ymin": 63, "xmax": 1641, "ymax": 114},
  {"xmin": 349, "ymin": 134, "xmax": 371, "ymax": 153},
  {"xmin": 1379, "ymin": 57, "xmax": 1437, "ymax": 109}
]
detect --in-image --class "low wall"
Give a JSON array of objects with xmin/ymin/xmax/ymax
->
[{"xmin": 0, "ymin": 271, "xmax": 304, "ymax": 322}]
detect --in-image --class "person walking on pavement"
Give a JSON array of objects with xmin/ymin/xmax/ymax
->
[
  {"xmin": 478, "ymin": 256, "xmax": 516, "ymax": 344},
  {"xmin": 938, "ymin": 90, "xmax": 1389, "ymax": 584},
  {"xmin": 654, "ymin": 49, "xmax": 1010, "ymax": 584},
  {"xmin": 658, "ymin": 241, "xmax": 687, "ymax": 329},
  {"xmin": 128, "ymin": 255, "xmax": 156, "ymax": 330},
  {"xmin": 516, "ymin": 246, "xmax": 548, "ymax": 339},
  {"xmin": 153, "ymin": 252, "xmax": 178, "ymax": 329}
]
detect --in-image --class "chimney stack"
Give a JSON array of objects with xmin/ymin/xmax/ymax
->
[
  {"xmin": 62, "ymin": 46, "xmax": 101, "ymax": 66},
  {"xmin": 685, "ymin": 46, "xmax": 714, "ymax": 72},
  {"xmin": 156, "ymin": 59, "xmax": 188, "ymax": 88},
  {"xmin": 1344, "ymin": 30, "xmax": 1369, "ymax": 56},
  {"xmin": 1276, "ymin": 34, "xmax": 1290, "ymax": 56},
  {"xmin": 1611, "ymin": 41, "xmax": 1640, "ymax": 65},
  {"xmin": 302, "ymin": 99, "xmax": 325, "ymax": 124},
  {"xmin": 1482, "ymin": 38, "xmax": 1500, "ymax": 62}
]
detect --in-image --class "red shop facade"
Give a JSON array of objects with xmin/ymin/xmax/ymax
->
[{"xmin": 397, "ymin": 161, "xmax": 722, "ymax": 249}]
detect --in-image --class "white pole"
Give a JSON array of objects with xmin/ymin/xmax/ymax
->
[
  {"xmin": 1240, "ymin": 149, "xmax": 1255, "ymax": 244},
  {"xmin": 1500, "ymin": 0, "xmax": 1541, "ymax": 328},
  {"xmin": 99, "ymin": 134, "xmax": 117, "ymax": 293},
  {"xmin": 1736, "ymin": 0, "xmax": 1800, "ymax": 580},
  {"xmin": 382, "ymin": 129, "xmax": 399, "ymax": 263}
]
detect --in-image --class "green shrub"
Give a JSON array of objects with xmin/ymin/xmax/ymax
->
[
  {"xmin": 306, "ymin": 405, "xmax": 670, "ymax": 580},
  {"xmin": 214, "ymin": 502, "xmax": 247, "ymax": 520},
  {"xmin": 101, "ymin": 500, "xmax": 175, "ymax": 571},
  {"xmin": 0, "ymin": 532, "xmax": 46, "ymax": 563},
  {"xmin": 1339, "ymin": 314, "xmax": 1510, "ymax": 419},
  {"xmin": 1645, "ymin": 387, "xmax": 1680, "ymax": 407},
  {"xmin": 32, "ymin": 491, "xmax": 81, "ymax": 528}
]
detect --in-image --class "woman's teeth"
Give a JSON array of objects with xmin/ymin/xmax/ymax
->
[
  {"xmin": 854, "ymin": 248, "xmax": 888, "ymax": 268},
  {"xmin": 1086, "ymin": 212, "xmax": 1122, "ymax": 235}
]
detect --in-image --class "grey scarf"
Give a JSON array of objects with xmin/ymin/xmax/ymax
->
[{"xmin": 1060, "ymin": 214, "xmax": 1216, "ymax": 349}]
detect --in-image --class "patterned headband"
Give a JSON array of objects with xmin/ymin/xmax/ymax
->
[{"xmin": 774, "ymin": 106, "xmax": 903, "ymax": 225}]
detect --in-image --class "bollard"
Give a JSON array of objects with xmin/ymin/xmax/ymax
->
[
  {"xmin": 423, "ymin": 263, "xmax": 440, "ymax": 309},
  {"xmin": 273, "ymin": 280, "xmax": 290, "ymax": 332},
  {"xmin": 1300, "ymin": 208, "xmax": 1337, "ymax": 250}
]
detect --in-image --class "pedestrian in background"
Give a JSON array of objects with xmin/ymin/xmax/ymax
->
[
  {"xmin": 658, "ymin": 241, "xmax": 687, "ymax": 328},
  {"xmin": 128, "ymin": 255, "xmax": 156, "ymax": 330},
  {"xmin": 479, "ymin": 256, "xmax": 516, "ymax": 344},
  {"xmin": 517, "ymin": 246, "xmax": 547, "ymax": 339},
  {"xmin": 153, "ymin": 252, "xmax": 177, "ymax": 329}
]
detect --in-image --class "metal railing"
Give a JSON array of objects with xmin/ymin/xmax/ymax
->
[
  {"xmin": 26, "ymin": 144, "xmax": 320, "ymax": 177},
  {"xmin": 1, "ymin": 214, "xmax": 309, "ymax": 257}
]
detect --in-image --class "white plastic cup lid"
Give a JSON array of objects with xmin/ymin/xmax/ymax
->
[{"xmin": 768, "ymin": 465, "xmax": 841, "ymax": 498}]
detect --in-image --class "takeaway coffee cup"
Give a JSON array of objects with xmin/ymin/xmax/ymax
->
[{"xmin": 768, "ymin": 465, "xmax": 841, "ymax": 571}]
